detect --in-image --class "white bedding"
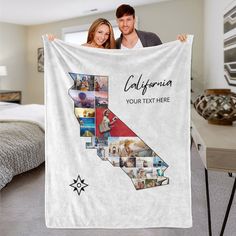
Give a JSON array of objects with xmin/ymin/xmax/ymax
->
[
  {"xmin": 0, "ymin": 101, "xmax": 20, "ymax": 111},
  {"xmin": 0, "ymin": 104, "xmax": 45, "ymax": 130}
]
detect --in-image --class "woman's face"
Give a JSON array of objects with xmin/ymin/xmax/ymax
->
[
  {"xmin": 93, "ymin": 24, "xmax": 110, "ymax": 47},
  {"xmin": 105, "ymin": 110, "xmax": 110, "ymax": 117}
]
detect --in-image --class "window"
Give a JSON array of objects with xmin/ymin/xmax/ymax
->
[{"xmin": 62, "ymin": 20, "xmax": 121, "ymax": 45}]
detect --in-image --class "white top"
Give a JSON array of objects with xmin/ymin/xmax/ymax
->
[{"xmin": 121, "ymin": 38, "xmax": 143, "ymax": 50}]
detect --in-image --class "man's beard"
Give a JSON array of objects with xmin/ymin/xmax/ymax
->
[{"xmin": 122, "ymin": 26, "xmax": 135, "ymax": 36}]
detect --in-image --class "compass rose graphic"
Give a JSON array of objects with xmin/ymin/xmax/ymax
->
[{"xmin": 69, "ymin": 175, "xmax": 88, "ymax": 196}]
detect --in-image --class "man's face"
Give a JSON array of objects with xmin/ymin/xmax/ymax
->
[{"xmin": 117, "ymin": 14, "xmax": 135, "ymax": 35}]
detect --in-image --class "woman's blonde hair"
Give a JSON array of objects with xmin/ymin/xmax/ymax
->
[{"xmin": 87, "ymin": 18, "xmax": 116, "ymax": 49}]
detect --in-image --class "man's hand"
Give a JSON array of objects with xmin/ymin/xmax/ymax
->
[{"xmin": 177, "ymin": 34, "xmax": 187, "ymax": 42}]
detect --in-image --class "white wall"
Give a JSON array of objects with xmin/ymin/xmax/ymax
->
[
  {"xmin": 0, "ymin": 22, "xmax": 28, "ymax": 103},
  {"xmin": 204, "ymin": 0, "xmax": 236, "ymax": 93},
  {"xmin": 26, "ymin": 0, "xmax": 204, "ymax": 104}
]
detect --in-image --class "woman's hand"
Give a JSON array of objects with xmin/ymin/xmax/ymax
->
[{"xmin": 177, "ymin": 34, "xmax": 187, "ymax": 42}]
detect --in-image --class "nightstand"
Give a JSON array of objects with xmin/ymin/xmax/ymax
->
[{"xmin": 0, "ymin": 90, "xmax": 22, "ymax": 104}]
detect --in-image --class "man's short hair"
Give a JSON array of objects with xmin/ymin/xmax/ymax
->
[{"xmin": 116, "ymin": 4, "xmax": 135, "ymax": 18}]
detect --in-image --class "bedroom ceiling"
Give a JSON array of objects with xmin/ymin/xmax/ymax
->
[{"xmin": 0, "ymin": 0, "xmax": 172, "ymax": 26}]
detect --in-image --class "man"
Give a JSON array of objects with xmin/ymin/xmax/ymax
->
[{"xmin": 116, "ymin": 4, "xmax": 187, "ymax": 49}]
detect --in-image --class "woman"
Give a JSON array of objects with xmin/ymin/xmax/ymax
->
[
  {"xmin": 99, "ymin": 109, "xmax": 117, "ymax": 138},
  {"xmin": 47, "ymin": 18, "xmax": 115, "ymax": 49},
  {"xmin": 82, "ymin": 18, "xmax": 116, "ymax": 49}
]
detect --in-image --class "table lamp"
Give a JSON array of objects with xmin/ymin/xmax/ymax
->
[
  {"xmin": 0, "ymin": 66, "xmax": 7, "ymax": 76},
  {"xmin": 0, "ymin": 66, "xmax": 8, "ymax": 89}
]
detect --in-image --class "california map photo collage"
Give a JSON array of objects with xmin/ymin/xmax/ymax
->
[{"xmin": 68, "ymin": 72, "xmax": 169, "ymax": 190}]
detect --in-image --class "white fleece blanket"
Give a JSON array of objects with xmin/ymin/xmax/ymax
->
[{"xmin": 43, "ymin": 36, "xmax": 193, "ymax": 228}]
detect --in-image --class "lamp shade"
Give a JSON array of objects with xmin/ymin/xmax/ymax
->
[{"xmin": 0, "ymin": 66, "xmax": 7, "ymax": 76}]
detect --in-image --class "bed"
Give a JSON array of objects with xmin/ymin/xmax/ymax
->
[{"xmin": 0, "ymin": 102, "xmax": 45, "ymax": 189}]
